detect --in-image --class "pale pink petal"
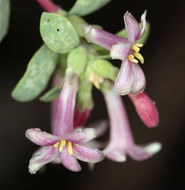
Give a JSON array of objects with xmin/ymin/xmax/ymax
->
[
  {"xmin": 63, "ymin": 128, "xmax": 96, "ymax": 143},
  {"xmin": 73, "ymin": 144, "xmax": 105, "ymax": 163},
  {"xmin": 127, "ymin": 142, "xmax": 161, "ymax": 161},
  {"xmin": 28, "ymin": 146, "xmax": 58, "ymax": 174},
  {"xmin": 110, "ymin": 42, "xmax": 131, "ymax": 61},
  {"xmin": 124, "ymin": 12, "xmax": 140, "ymax": 42},
  {"xmin": 128, "ymin": 92, "xmax": 159, "ymax": 127},
  {"xmin": 114, "ymin": 59, "xmax": 134, "ymax": 95},
  {"xmin": 87, "ymin": 120, "xmax": 108, "ymax": 137},
  {"xmin": 25, "ymin": 128, "xmax": 60, "ymax": 146},
  {"xmin": 104, "ymin": 146, "xmax": 126, "ymax": 162},
  {"xmin": 139, "ymin": 10, "xmax": 147, "ymax": 38},
  {"xmin": 60, "ymin": 146, "xmax": 81, "ymax": 172},
  {"xmin": 130, "ymin": 63, "xmax": 146, "ymax": 95}
]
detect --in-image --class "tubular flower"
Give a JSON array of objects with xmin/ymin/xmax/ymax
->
[
  {"xmin": 103, "ymin": 89, "xmax": 161, "ymax": 162},
  {"xmin": 26, "ymin": 71, "xmax": 104, "ymax": 174},
  {"xmin": 128, "ymin": 92, "xmax": 159, "ymax": 128},
  {"xmin": 85, "ymin": 11, "xmax": 147, "ymax": 96}
]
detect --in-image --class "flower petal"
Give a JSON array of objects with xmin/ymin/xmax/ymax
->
[
  {"xmin": 63, "ymin": 128, "xmax": 97, "ymax": 143},
  {"xmin": 28, "ymin": 146, "xmax": 58, "ymax": 174},
  {"xmin": 110, "ymin": 42, "xmax": 131, "ymax": 61},
  {"xmin": 130, "ymin": 62, "xmax": 146, "ymax": 95},
  {"xmin": 87, "ymin": 120, "xmax": 108, "ymax": 137},
  {"xmin": 139, "ymin": 10, "xmax": 147, "ymax": 38},
  {"xmin": 104, "ymin": 146, "xmax": 126, "ymax": 162},
  {"xmin": 60, "ymin": 146, "xmax": 81, "ymax": 172},
  {"xmin": 25, "ymin": 128, "xmax": 60, "ymax": 146},
  {"xmin": 127, "ymin": 142, "xmax": 161, "ymax": 161},
  {"xmin": 73, "ymin": 144, "xmax": 105, "ymax": 163},
  {"xmin": 124, "ymin": 12, "xmax": 140, "ymax": 42},
  {"xmin": 114, "ymin": 59, "xmax": 134, "ymax": 95}
]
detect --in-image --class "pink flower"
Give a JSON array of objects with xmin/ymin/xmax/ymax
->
[
  {"xmin": 26, "ymin": 71, "xmax": 104, "ymax": 174},
  {"xmin": 103, "ymin": 89, "xmax": 161, "ymax": 162},
  {"xmin": 85, "ymin": 11, "xmax": 147, "ymax": 96}
]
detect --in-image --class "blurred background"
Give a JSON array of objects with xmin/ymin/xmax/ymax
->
[{"xmin": 0, "ymin": 0, "xmax": 185, "ymax": 189}]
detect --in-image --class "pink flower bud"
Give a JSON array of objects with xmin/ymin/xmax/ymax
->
[{"xmin": 128, "ymin": 92, "xmax": 159, "ymax": 127}]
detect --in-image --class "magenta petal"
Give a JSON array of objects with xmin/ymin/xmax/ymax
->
[
  {"xmin": 73, "ymin": 144, "xmax": 105, "ymax": 163},
  {"xmin": 63, "ymin": 128, "xmax": 96, "ymax": 143},
  {"xmin": 28, "ymin": 146, "xmax": 58, "ymax": 174},
  {"xmin": 127, "ymin": 142, "xmax": 161, "ymax": 161},
  {"xmin": 110, "ymin": 42, "xmax": 131, "ymax": 61},
  {"xmin": 139, "ymin": 10, "xmax": 147, "ymax": 38},
  {"xmin": 114, "ymin": 59, "xmax": 134, "ymax": 95},
  {"xmin": 130, "ymin": 63, "xmax": 146, "ymax": 95},
  {"xmin": 60, "ymin": 146, "xmax": 81, "ymax": 172},
  {"xmin": 124, "ymin": 12, "xmax": 140, "ymax": 42},
  {"xmin": 25, "ymin": 128, "xmax": 60, "ymax": 146}
]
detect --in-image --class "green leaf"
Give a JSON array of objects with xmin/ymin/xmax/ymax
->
[
  {"xmin": 40, "ymin": 12, "xmax": 79, "ymax": 53},
  {"xmin": 117, "ymin": 22, "xmax": 150, "ymax": 44},
  {"xmin": 11, "ymin": 45, "xmax": 58, "ymax": 102},
  {"xmin": 0, "ymin": 0, "xmax": 10, "ymax": 42},
  {"xmin": 67, "ymin": 46, "xmax": 88, "ymax": 76},
  {"xmin": 39, "ymin": 82, "xmax": 63, "ymax": 102},
  {"xmin": 69, "ymin": 0, "xmax": 111, "ymax": 16},
  {"xmin": 67, "ymin": 14, "xmax": 87, "ymax": 37}
]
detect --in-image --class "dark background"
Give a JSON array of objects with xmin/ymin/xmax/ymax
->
[{"xmin": 0, "ymin": 0, "xmax": 185, "ymax": 189}]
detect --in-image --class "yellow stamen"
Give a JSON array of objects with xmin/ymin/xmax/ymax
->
[
  {"xmin": 134, "ymin": 43, "xmax": 144, "ymax": 48},
  {"xmin": 128, "ymin": 54, "xmax": 134, "ymax": 60},
  {"xmin": 53, "ymin": 142, "xmax": 60, "ymax": 148},
  {"xmin": 133, "ymin": 52, "xmax": 144, "ymax": 64},
  {"xmin": 128, "ymin": 57, "xmax": 139, "ymax": 64},
  {"xmin": 61, "ymin": 139, "xmax": 66, "ymax": 147},
  {"xmin": 132, "ymin": 45, "xmax": 140, "ymax": 53},
  {"xmin": 59, "ymin": 139, "xmax": 66, "ymax": 152},
  {"xmin": 67, "ymin": 141, "xmax": 73, "ymax": 155}
]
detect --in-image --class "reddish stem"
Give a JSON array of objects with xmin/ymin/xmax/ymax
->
[{"xmin": 35, "ymin": 0, "xmax": 59, "ymax": 13}]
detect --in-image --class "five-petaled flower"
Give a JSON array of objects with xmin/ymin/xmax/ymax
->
[
  {"xmin": 85, "ymin": 11, "xmax": 147, "ymax": 96},
  {"xmin": 26, "ymin": 70, "xmax": 104, "ymax": 174}
]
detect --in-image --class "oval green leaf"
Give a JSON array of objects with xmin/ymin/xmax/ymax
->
[
  {"xmin": 0, "ymin": 0, "xmax": 10, "ymax": 42},
  {"xmin": 40, "ymin": 12, "xmax": 79, "ymax": 53},
  {"xmin": 11, "ymin": 45, "xmax": 58, "ymax": 102},
  {"xmin": 69, "ymin": 0, "xmax": 111, "ymax": 16}
]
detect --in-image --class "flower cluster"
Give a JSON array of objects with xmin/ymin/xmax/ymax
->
[{"xmin": 11, "ymin": 0, "xmax": 161, "ymax": 174}]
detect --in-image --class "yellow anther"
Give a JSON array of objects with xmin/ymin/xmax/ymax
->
[
  {"xmin": 132, "ymin": 45, "xmax": 140, "ymax": 53},
  {"xmin": 134, "ymin": 43, "xmax": 144, "ymax": 48},
  {"xmin": 128, "ymin": 54, "xmax": 134, "ymax": 59},
  {"xmin": 67, "ymin": 141, "xmax": 73, "ymax": 155},
  {"xmin": 53, "ymin": 142, "xmax": 60, "ymax": 148},
  {"xmin": 128, "ymin": 57, "xmax": 139, "ymax": 64},
  {"xmin": 61, "ymin": 139, "xmax": 66, "ymax": 147},
  {"xmin": 133, "ymin": 52, "xmax": 144, "ymax": 64},
  {"xmin": 59, "ymin": 143, "xmax": 64, "ymax": 152}
]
